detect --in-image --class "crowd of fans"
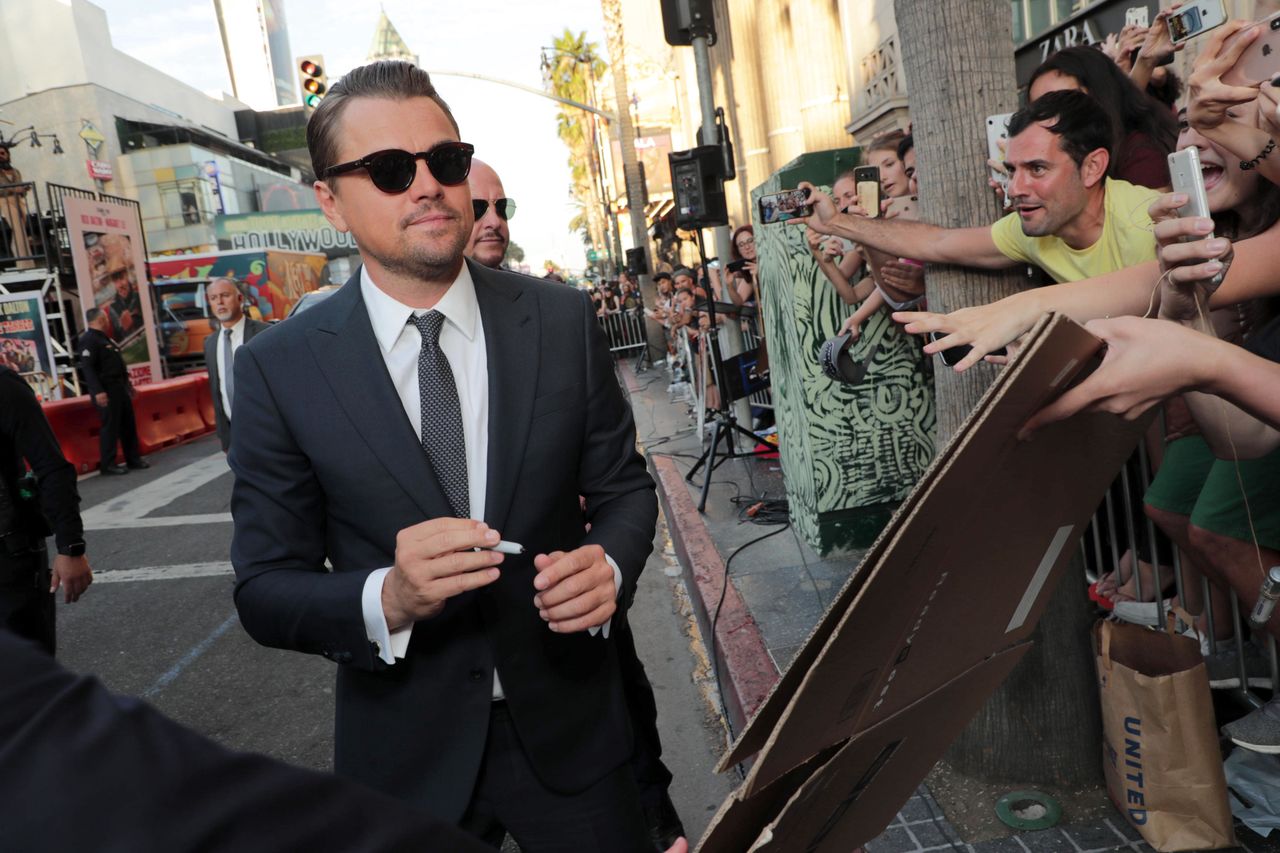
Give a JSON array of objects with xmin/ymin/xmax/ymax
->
[
  {"xmin": 809, "ymin": 9, "xmax": 1280, "ymax": 752},
  {"xmin": 620, "ymin": 1, "xmax": 1280, "ymax": 759}
]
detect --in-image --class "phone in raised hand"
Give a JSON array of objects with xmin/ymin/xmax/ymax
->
[
  {"xmin": 853, "ymin": 166, "xmax": 881, "ymax": 218},
  {"xmin": 1167, "ymin": 1, "xmax": 1227, "ymax": 45},
  {"xmin": 1167, "ymin": 146, "xmax": 1224, "ymax": 287},
  {"xmin": 986, "ymin": 113, "xmax": 1014, "ymax": 208}
]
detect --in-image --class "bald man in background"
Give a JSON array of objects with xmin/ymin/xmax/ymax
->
[
  {"xmin": 465, "ymin": 160, "xmax": 513, "ymax": 270},
  {"xmin": 466, "ymin": 163, "xmax": 687, "ymax": 847}
]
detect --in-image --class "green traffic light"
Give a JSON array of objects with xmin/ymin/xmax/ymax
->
[{"xmin": 305, "ymin": 94, "xmax": 322, "ymax": 108}]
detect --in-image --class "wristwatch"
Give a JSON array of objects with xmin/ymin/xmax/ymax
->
[{"xmin": 57, "ymin": 540, "xmax": 86, "ymax": 558}]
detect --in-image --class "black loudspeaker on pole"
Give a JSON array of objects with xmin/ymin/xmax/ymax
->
[{"xmin": 660, "ymin": 0, "xmax": 716, "ymax": 46}]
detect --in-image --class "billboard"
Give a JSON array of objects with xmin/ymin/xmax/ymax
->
[
  {"xmin": 0, "ymin": 293, "xmax": 58, "ymax": 395},
  {"xmin": 64, "ymin": 197, "xmax": 161, "ymax": 385},
  {"xmin": 215, "ymin": 210, "xmax": 357, "ymax": 259}
]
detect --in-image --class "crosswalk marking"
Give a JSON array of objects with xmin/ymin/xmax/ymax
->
[
  {"xmin": 81, "ymin": 451, "xmax": 232, "ymax": 531},
  {"xmin": 92, "ymin": 561, "xmax": 236, "ymax": 584}
]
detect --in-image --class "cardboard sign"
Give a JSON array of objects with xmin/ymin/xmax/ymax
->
[{"xmin": 699, "ymin": 315, "xmax": 1152, "ymax": 850}]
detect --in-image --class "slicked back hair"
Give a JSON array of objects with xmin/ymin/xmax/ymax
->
[
  {"xmin": 1007, "ymin": 90, "xmax": 1113, "ymax": 169},
  {"xmin": 307, "ymin": 60, "xmax": 460, "ymax": 183}
]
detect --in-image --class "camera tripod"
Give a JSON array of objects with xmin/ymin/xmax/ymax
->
[{"xmin": 683, "ymin": 232, "xmax": 774, "ymax": 512}]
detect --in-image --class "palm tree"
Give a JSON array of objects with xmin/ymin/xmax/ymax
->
[{"xmin": 545, "ymin": 29, "xmax": 609, "ymax": 261}]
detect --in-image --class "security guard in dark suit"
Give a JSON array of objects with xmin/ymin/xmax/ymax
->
[
  {"xmin": 0, "ymin": 366, "xmax": 92, "ymax": 654},
  {"xmin": 77, "ymin": 307, "xmax": 148, "ymax": 475}
]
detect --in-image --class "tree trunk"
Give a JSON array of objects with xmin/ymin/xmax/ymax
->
[
  {"xmin": 894, "ymin": 0, "xmax": 1101, "ymax": 786},
  {"xmin": 601, "ymin": 0, "xmax": 666, "ymax": 361}
]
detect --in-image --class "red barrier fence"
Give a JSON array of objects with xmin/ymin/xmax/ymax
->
[{"xmin": 42, "ymin": 373, "xmax": 216, "ymax": 473}]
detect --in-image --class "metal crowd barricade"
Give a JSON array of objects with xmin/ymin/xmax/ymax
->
[
  {"xmin": 737, "ymin": 311, "xmax": 773, "ymax": 411},
  {"xmin": 596, "ymin": 308, "xmax": 647, "ymax": 357},
  {"xmin": 1083, "ymin": 422, "xmax": 1278, "ymax": 710}
]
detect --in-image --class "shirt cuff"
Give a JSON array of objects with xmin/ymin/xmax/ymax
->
[
  {"xmin": 587, "ymin": 554, "xmax": 624, "ymax": 639},
  {"xmin": 361, "ymin": 567, "xmax": 414, "ymax": 664}
]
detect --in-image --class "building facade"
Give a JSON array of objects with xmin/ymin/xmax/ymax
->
[{"xmin": 0, "ymin": 0, "xmax": 310, "ymax": 256}]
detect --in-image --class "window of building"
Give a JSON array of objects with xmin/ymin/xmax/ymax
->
[
  {"xmin": 1010, "ymin": 0, "xmax": 1097, "ymax": 44},
  {"xmin": 158, "ymin": 180, "xmax": 209, "ymax": 228}
]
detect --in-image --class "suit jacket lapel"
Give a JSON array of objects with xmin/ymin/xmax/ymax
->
[
  {"xmin": 306, "ymin": 275, "xmax": 452, "ymax": 521},
  {"xmin": 471, "ymin": 261, "xmax": 537, "ymax": 531}
]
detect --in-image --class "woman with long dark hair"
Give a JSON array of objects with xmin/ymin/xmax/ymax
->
[{"xmin": 1029, "ymin": 45, "xmax": 1179, "ymax": 189}]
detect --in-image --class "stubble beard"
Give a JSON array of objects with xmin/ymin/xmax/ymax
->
[{"xmin": 365, "ymin": 209, "xmax": 471, "ymax": 283}]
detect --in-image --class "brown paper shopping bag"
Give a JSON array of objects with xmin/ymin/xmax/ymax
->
[{"xmin": 1094, "ymin": 618, "xmax": 1235, "ymax": 851}]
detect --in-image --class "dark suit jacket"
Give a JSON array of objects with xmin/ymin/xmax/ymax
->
[
  {"xmin": 0, "ymin": 630, "xmax": 493, "ymax": 853},
  {"xmin": 228, "ymin": 261, "xmax": 658, "ymax": 822},
  {"xmin": 204, "ymin": 317, "xmax": 270, "ymax": 451}
]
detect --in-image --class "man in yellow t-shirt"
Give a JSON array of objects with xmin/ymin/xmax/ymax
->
[{"xmin": 800, "ymin": 90, "xmax": 1160, "ymax": 283}]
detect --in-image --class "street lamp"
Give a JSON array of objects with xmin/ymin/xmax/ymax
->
[{"xmin": 0, "ymin": 126, "xmax": 65, "ymax": 155}]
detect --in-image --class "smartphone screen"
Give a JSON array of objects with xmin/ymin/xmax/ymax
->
[{"xmin": 757, "ymin": 187, "xmax": 812, "ymax": 225}]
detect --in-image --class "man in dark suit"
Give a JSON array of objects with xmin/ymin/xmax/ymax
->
[
  {"xmin": 467, "ymin": 161, "xmax": 686, "ymax": 850},
  {"xmin": 202, "ymin": 276, "xmax": 269, "ymax": 451},
  {"xmin": 228, "ymin": 61, "xmax": 667, "ymax": 852}
]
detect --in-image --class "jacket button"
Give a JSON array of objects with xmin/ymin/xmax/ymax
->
[{"xmin": 469, "ymin": 669, "xmax": 484, "ymax": 681}]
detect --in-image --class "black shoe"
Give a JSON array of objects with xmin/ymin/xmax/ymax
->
[
  {"xmin": 99, "ymin": 464, "xmax": 128, "ymax": 476},
  {"xmin": 644, "ymin": 792, "xmax": 685, "ymax": 852},
  {"xmin": 126, "ymin": 459, "xmax": 151, "ymax": 470}
]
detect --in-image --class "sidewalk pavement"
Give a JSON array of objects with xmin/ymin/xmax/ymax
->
[{"xmin": 619, "ymin": 357, "xmax": 1280, "ymax": 853}]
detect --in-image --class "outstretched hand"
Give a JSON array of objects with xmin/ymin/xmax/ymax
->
[
  {"xmin": 794, "ymin": 182, "xmax": 840, "ymax": 234},
  {"xmin": 1019, "ymin": 317, "xmax": 1215, "ymax": 438}
]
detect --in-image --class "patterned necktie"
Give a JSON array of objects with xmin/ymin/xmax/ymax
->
[
  {"xmin": 409, "ymin": 311, "xmax": 469, "ymax": 518},
  {"xmin": 222, "ymin": 328, "xmax": 234, "ymax": 415}
]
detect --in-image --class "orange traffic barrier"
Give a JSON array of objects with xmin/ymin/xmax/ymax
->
[
  {"xmin": 193, "ymin": 371, "xmax": 217, "ymax": 429},
  {"xmin": 132, "ymin": 376, "xmax": 210, "ymax": 454},
  {"xmin": 42, "ymin": 395, "xmax": 102, "ymax": 474},
  {"xmin": 41, "ymin": 376, "xmax": 216, "ymax": 473}
]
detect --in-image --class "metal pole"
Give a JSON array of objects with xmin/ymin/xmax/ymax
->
[{"xmin": 690, "ymin": 34, "xmax": 751, "ymax": 426}]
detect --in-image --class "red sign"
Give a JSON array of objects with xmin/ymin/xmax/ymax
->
[{"xmin": 86, "ymin": 159, "xmax": 113, "ymax": 181}]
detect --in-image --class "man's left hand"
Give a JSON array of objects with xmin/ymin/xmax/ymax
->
[
  {"xmin": 51, "ymin": 554, "xmax": 92, "ymax": 603},
  {"xmin": 533, "ymin": 545, "xmax": 616, "ymax": 633}
]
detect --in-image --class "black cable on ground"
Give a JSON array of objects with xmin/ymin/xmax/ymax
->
[
  {"xmin": 710, "ymin": 518, "xmax": 791, "ymax": 779},
  {"xmin": 918, "ymin": 791, "xmax": 969, "ymax": 851}
]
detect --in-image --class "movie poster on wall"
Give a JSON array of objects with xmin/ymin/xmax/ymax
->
[
  {"xmin": 64, "ymin": 197, "xmax": 161, "ymax": 385},
  {"xmin": 0, "ymin": 292, "xmax": 59, "ymax": 397}
]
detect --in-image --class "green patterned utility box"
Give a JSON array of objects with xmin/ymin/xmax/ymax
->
[{"xmin": 753, "ymin": 148, "xmax": 936, "ymax": 555}]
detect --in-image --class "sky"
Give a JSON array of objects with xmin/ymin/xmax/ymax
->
[{"xmin": 92, "ymin": 0, "xmax": 609, "ymax": 272}]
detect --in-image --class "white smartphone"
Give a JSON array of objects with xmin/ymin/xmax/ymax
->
[
  {"xmin": 1125, "ymin": 6, "xmax": 1149, "ymax": 29},
  {"xmin": 986, "ymin": 113, "xmax": 1014, "ymax": 209},
  {"xmin": 1167, "ymin": 1, "xmax": 1227, "ymax": 45},
  {"xmin": 1167, "ymin": 146, "xmax": 1224, "ymax": 286}
]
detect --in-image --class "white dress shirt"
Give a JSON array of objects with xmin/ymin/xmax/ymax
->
[
  {"xmin": 356, "ymin": 265, "xmax": 619, "ymax": 700},
  {"xmin": 216, "ymin": 316, "xmax": 248, "ymax": 418}
]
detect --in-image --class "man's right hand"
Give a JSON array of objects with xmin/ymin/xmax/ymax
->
[
  {"xmin": 382, "ymin": 518, "xmax": 504, "ymax": 630},
  {"xmin": 94, "ymin": 392, "xmax": 108, "ymax": 407},
  {"xmin": 795, "ymin": 182, "xmax": 839, "ymax": 232}
]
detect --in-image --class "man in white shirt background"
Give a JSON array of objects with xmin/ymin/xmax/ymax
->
[{"xmin": 203, "ymin": 276, "xmax": 269, "ymax": 452}]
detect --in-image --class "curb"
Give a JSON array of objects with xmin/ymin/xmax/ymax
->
[{"xmin": 620, "ymin": 366, "xmax": 779, "ymax": 737}]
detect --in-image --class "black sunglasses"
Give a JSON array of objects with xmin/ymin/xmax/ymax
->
[
  {"xmin": 323, "ymin": 142, "xmax": 475, "ymax": 193},
  {"xmin": 472, "ymin": 198, "xmax": 517, "ymax": 221}
]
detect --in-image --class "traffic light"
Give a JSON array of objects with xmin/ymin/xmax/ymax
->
[{"xmin": 298, "ymin": 55, "xmax": 327, "ymax": 112}]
